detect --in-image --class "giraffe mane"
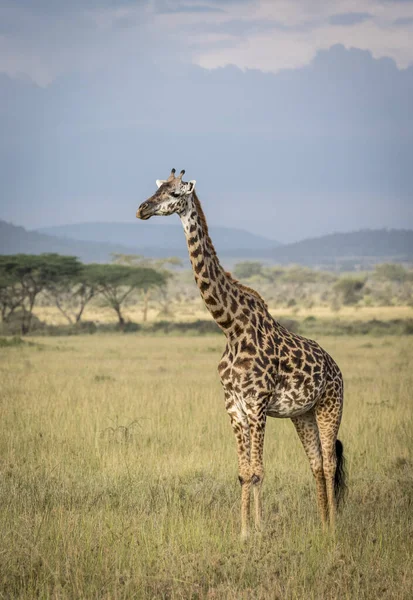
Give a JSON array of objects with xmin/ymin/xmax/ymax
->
[
  {"xmin": 192, "ymin": 191, "xmax": 268, "ymax": 308},
  {"xmin": 192, "ymin": 191, "xmax": 213, "ymax": 246}
]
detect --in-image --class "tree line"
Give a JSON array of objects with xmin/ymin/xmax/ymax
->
[
  {"xmin": 1, "ymin": 254, "xmax": 412, "ymax": 335},
  {"xmin": 232, "ymin": 261, "xmax": 413, "ymax": 310},
  {"xmin": 0, "ymin": 254, "xmax": 167, "ymax": 334}
]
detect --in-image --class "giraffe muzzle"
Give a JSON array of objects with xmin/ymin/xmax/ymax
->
[{"xmin": 136, "ymin": 202, "xmax": 151, "ymax": 220}]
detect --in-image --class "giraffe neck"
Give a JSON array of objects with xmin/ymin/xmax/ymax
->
[{"xmin": 180, "ymin": 192, "xmax": 240, "ymax": 335}]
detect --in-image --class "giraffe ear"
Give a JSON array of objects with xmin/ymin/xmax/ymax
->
[
  {"xmin": 185, "ymin": 180, "xmax": 196, "ymax": 195},
  {"xmin": 156, "ymin": 179, "xmax": 166, "ymax": 188}
]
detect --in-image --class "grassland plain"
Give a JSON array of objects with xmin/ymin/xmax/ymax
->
[
  {"xmin": 0, "ymin": 335, "xmax": 412, "ymax": 599},
  {"xmin": 34, "ymin": 303, "xmax": 413, "ymax": 327}
]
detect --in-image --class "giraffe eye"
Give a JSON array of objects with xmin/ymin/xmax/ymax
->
[{"xmin": 171, "ymin": 192, "xmax": 180, "ymax": 198}]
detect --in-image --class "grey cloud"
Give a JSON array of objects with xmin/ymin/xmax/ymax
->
[
  {"xmin": 183, "ymin": 17, "xmax": 313, "ymax": 38},
  {"xmin": 393, "ymin": 16, "xmax": 413, "ymax": 24},
  {"xmin": 154, "ymin": 0, "xmax": 250, "ymax": 12},
  {"xmin": 0, "ymin": 11, "xmax": 20, "ymax": 35},
  {"xmin": 5, "ymin": 0, "xmax": 142, "ymax": 13},
  {"xmin": 328, "ymin": 12, "xmax": 373, "ymax": 26},
  {"xmin": 0, "ymin": 45, "xmax": 412, "ymax": 240},
  {"xmin": 0, "ymin": 0, "xmax": 159, "ymax": 83},
  {"xmin": 156, "ymin": 3, "xmax": 225, "ymax": 14},
  {"xmin": 208, "ymin": 18, "xmax": 291, "ymax": 35},
  {"xmin": 183, "ymin": 0, "xmax": 252, "ymax": 3}
]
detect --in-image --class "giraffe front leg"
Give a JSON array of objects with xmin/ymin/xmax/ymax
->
[
  {"xmin": 240, "ymin": 470, "xmax": 252, "ymax": 541},
  {"xmin": 245, "ymin": 397, "xmax": 267, "ymax": 534},
  {"xmin": 226, "ymin": 403, "xmax": 251, "ymax": 540}
]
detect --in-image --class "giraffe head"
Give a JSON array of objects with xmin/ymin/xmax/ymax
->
[{"xmin": 136, "ymin": 168, "xmax": 196, "ymax": 220}]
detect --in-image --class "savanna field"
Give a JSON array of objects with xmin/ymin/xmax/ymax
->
[{"xmin": 1, "ymin": 331, "xmax": 413, "ymax": 599}]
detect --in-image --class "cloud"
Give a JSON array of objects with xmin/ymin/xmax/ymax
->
[
  {"xmin": 186, "ymin": 18, "xmax": 305, "ymax": 37},
  {"xmin": 0, "ymin": 0, "xmax": 412, "ymax": 238},
  {"xmin": 191, "ymin": 1, "xmax": 413, "ymax": 72},
  {"xmin": 0, "ymin": 45, "xmax": 412, "ymax": 240},
  {"xmin": 0, "ymin": 1, "xmax": 161, "ymax": 84},
  {"xmin": 155, "ymin": 1, "xmax": 225, "ymax": 14},
  {"xmin": 393, "ymin": 16, "xmax": 413, "ymax": 23},
  {"xmin": 1, "ymin": 0, "xmax": 413, "ymax": 84},
  {"xmin": 328, "ymin": 12, "xmax": 373, "ymax": 26},
  {"xmin": 154, "ymin": 0, "xmax": 250, "ymax": 11},
  {"xmin": 3, "ymin": 0, "xmax": 144, "ymax": 18}
]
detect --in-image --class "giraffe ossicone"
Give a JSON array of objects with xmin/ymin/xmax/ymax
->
[{"xmin": 137, "ymin": 169, "xmax": 346, "ymax": 538}]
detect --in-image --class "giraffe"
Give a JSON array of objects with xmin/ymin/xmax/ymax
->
[{"xmin": 137, "ymin": 169, "xmax": 346, "ymax": 539}]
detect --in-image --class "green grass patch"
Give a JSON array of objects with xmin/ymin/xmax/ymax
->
[
  {"xmin": 0, "ymin": 335, "xmax": 26, "ymax": 347},
  {"xmin": 0, "ymin": 336, "xmax": 46, "ymax": 349},
  {"xmin": 17, "ymin": 316, "xmax": 413, "ymax": 338}
]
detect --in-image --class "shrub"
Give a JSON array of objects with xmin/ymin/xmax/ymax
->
[
  {"xmin": 333, "ymin": 277, "xmax": 366, "ymax": 305},
  {"xmin": 0, "ymin": 310, "xmax": 44, "ymax": 335},
  {"xmin": 0, "ymin": 336, "xmax": 26, "ymax": 347}
]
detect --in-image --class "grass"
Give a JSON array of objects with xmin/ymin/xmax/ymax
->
[
  {"xmin": 11, "ymin": 308, "xmax": 413, "ymax": 339},
  {"xmin": 0, "ymin": 334, "xmax": 412, "ymax": 599},
  {"xmin": 0, "ymin": 336, "xmax": 47, "ymax": 349},
  {"xmin": 34, "ymin": 302, "xmax": 413, "ymax": 327},
  {"xmin": 0, "ymin": 335, "xmax": 26, "ymax": 347}
]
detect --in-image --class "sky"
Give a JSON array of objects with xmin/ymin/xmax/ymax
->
[{"xmin": 0, "ymin": 0, "xmax": 413, "ymax": 243}]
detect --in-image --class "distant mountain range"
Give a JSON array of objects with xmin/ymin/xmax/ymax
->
[
  {"xmin": 0, "ymin": 220, "xmax": 279, "ymax": 263},
  {"xmin": 36, "ymin": 221, "xmax": 279, "ymax": 255},
  {"xmin": 1, "ymin": 220, "xmax": 412, "ymax": 267},
  {"xmin": 271, "ymin": 229, "xmax": 413, "ymax": 267},
  {"xmin": 0, "ymin": 220, "xmax": 148, "ymax": 263}
]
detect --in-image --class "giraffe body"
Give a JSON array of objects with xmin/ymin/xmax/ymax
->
[
  {"xmin": 137, "ymin": 169, "xmax": 346, "ymax": 538},
  {"xmin": 219, "ymin": 325, "xmax": 342, "ymax": 419}
]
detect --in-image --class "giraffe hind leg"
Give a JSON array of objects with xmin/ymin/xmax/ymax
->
[
  {"xmin": 315, "ymin": 388, "xmax": 345, "ymax": 528},
  {"xmin": 292, "ymin": 410, "xmax": 328, "ymax": 526}
]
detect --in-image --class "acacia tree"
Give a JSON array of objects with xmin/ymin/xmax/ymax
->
[
  {"xmin": 111, "ymin": 254, "xmax": 180, "ymax": 321},
  {"xmin": 91, "ymin": 263, "xmax": 166, "ymax": 327},
  {"xmin": 45, "ymin": 262, "xmax": 97, "ymax": 324},
  {"xmin": 0, "ymin": 254, "xmax": 83, "ymax": 333},
  {"xmin": 0, "ymin": 260, "xmax": 24, "ymax": 323}
]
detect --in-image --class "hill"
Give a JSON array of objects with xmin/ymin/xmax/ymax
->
[
  {"xmin": 36, "ymin": 222, "xmax": 279, "ymax": 255},
  {"xmin": 2, "ymin": 220, "xmax": 412, "ymax": 267},
  {"xmin": 271, "ymin": 229, "xmax": 413, "ymax": 267},
  {"xmin": 0, "ymin": 219, "xmax": 279, "ymax": 263},
  {"xmin": 0, "ymin": 220, "xmax": 152, "ymax": 263}
]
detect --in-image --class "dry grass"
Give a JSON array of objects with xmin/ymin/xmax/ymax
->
[
  {"xmin": 34, "ymin": 302, "xmax": 413, "ymax": 326},
  {"xmin": 0, "ymin": 334, "xmax": 412, "ymax": 599}
]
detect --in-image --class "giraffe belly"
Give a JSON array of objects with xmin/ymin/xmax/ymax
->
[{"xmin": 266, "ymin": 388, "xmax": 318, "ymax": 418}]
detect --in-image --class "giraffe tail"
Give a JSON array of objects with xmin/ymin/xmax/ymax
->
[{"xmin": 334, "ymin": 439, "xmax": 347, "ymax": 508}]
